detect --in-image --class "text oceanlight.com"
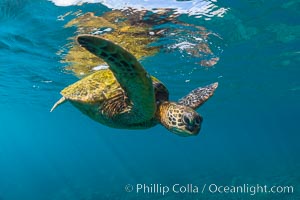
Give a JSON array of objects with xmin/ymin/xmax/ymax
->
[{"xmin": 124, "ymin": 183, "xmax": 294, "ymax": 196}]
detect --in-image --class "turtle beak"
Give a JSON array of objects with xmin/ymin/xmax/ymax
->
[{"xmin": 186, "ymin": 125, "xmax": 201, "ymax": 135}]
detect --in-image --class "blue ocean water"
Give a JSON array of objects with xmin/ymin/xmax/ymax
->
[{"xmin": 0, "ymin": 0, "xmax": 299, "ymax": 200}]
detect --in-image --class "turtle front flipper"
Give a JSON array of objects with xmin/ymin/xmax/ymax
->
[
  {"xmin": 178, "ymin": 82, "xmax": 218, "ymax": 109},
  {"xmin": 76, "ymin": 34, "xmax": 156, "ymax": 123}
]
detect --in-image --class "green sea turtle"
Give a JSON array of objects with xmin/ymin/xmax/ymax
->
[{"xmin": 51, "ymin": 35, "xmax": 218, "ymax": 136}]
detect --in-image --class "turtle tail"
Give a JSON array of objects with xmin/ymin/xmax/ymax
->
[{"xmin": 50, "ymin": 97, "xmax": 66, "ymax": 112}]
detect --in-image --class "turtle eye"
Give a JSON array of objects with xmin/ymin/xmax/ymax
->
[
  {"xmin": 195, "ymin": 116, "xmax": 202, "ymax": 124},
  {"xmin": 183, "ymin": 115, "xmax": 190, "ymax": 124}
]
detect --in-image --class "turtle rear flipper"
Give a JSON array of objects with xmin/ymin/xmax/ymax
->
[
  {"xmin": 178, "ymin": 82, "xmax": 218, "ymax": 109},
  {"xmin": 76, "ymin": 35, "xmax": 156, "ymax": 123}
]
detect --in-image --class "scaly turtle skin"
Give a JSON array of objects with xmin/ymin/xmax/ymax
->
[{"xmin": 51, "ymin": 35, "xmax": 218, "ymax": 136}]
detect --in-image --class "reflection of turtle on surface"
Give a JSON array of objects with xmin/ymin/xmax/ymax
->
[
  {"xmin": 52, "ymin": 35, "xmax": 218, "ymax": 136},
  {"xmin": 63, "ymin": 10, "xmax": 160, "ymax": 76},
  {"xmin": 61, "ymin": 9, "xmax": 220, "ymax": 77}
]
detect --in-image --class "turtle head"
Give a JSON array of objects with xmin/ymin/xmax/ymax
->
[{"xmin": 157, "ymin": 102, "xmax": 203, "ymax": 137}]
